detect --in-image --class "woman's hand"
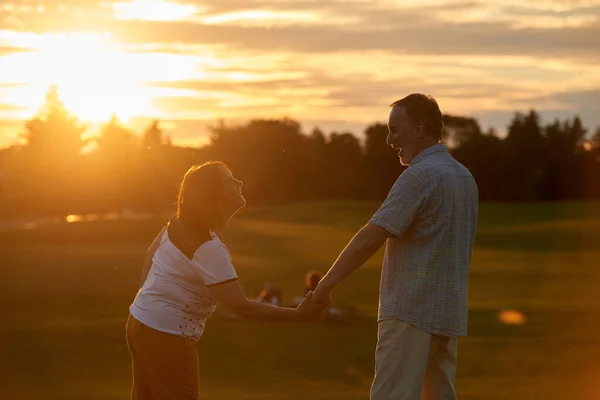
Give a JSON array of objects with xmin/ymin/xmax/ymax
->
[
  {"xmin": 296, "ymin": 291, "xmax": 327, "ymax": 321},
  {"xmin": 211, "ymin": 280, "xmax": 324, "ymax": 322}
]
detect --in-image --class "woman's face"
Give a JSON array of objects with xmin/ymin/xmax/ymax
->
[{"xmin": 216, "ymin": 166, "xmax": 246, "ymax": 214}]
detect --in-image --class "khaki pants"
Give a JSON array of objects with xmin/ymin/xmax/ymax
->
[
  {"xmin": 370, "ymin": 319, "xmax": 458, "ymax": 400},
  {"xmin": 125, "ymin": 315, "xmax": 200, "ymax": 400}
]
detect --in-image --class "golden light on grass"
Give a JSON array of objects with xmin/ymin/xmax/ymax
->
[
  {"xmin": 65, "ymin": 215, "xmax": 84, "ymax": 223},
  {"xmin": 65, "ymin": 214, "xmax": 118, "ymax": 223},
  {"xmin": 498, "ymin": 309, "xmax": 527, "ymax": 325}
]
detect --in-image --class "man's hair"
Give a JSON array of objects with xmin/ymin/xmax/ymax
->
[
  {"xmin": 390, "ymin": 93, "xmax": 444, "ymax": 141},
  {"xmin": 176, "ymin": 161, "xmax": 229, "ymax": 232}
]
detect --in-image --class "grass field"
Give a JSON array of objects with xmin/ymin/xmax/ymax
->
[{"xmin": 1, "ymin": 201, "xmax": 600, "ymax": 400}]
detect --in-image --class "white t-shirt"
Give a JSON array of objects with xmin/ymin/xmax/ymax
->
[{"xmin": 130, "ymin": 225, "xmax": 238, "ymax": 342}]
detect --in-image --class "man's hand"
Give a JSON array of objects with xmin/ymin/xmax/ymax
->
[
  {"xmin": 309, "ymin": 223, "xmax": 388, "ymax": 306},
  {"xmin": 296, "ymin": 291, "xmax": 327, "ymax": 320},
  {"xmin": 312, "ymin": 282, "xmax": 334, "ymax": 307}
]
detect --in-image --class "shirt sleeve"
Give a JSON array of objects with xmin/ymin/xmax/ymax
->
[
  {"xmin": 369, "ymin": 169, "xmax": 432, "ymax": 238},
  {"xmin": 192, "ymin": 241, "xmax": 238, "ymax": 286}
]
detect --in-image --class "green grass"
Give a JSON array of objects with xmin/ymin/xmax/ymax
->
[{"xmin": 1, "ymin": 201, "xmax": 600, "ymax": 399}]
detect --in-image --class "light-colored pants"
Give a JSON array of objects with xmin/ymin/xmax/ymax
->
[
  {"xmin": 125, "ymin": 314, "xmax": 200, "ymax": 400},
  {"xmin": 370, "ymin": 319, "xmax": 458, "ymax": 400}
]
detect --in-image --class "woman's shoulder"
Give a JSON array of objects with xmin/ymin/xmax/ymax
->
[{"xmin": 193, "ymin": 236, "xmax": 230, "ymax": 262}]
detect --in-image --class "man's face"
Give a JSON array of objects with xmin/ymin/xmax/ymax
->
[{"xmin": 387, "ymin": 106, "xmax": 418, "ymax": 165}]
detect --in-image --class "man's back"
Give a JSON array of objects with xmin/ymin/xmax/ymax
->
[{"xmin": 370, "ymin": 144, "xmax": 478, "ymax": 337}]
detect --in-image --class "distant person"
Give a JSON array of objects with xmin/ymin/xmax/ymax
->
[
  {"xmin": 311, "ymin": 94, "xmax": 479, "ymax": 399},
  {"xmin": 256, "ymin": 283, "xmax": 282, "ymax": 306},
  {"xmin": 295, "ymin": 271, "xmax": 347, "ymax": 319},
  {"xmin": 294, "ymin": 271, "xmax": 323, "ymax": 306},
  {"xmin": 125, "ymin": 161, "xmax": 325, "ymax": 400}
]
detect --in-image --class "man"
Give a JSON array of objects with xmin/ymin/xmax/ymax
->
[{"xmin": 313, "ymin": 93, "xmax": 479, "ymax": 399}]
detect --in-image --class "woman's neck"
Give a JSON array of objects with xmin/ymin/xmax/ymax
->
[
  {"xmin": 211, "ymin": 212, "xmax": 230, "ymax": 241},
  {"xmin": 211, "ymin": 224, "xmax": 225, "ymax": 241},
  {"xmin": 177, "ymin": 210, "xmax": 231, "ymax": 241}
]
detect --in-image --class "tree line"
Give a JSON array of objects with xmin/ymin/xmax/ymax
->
[{"xmin": 0, "ymin": 87, "xmax": 599, "ymax": 218}]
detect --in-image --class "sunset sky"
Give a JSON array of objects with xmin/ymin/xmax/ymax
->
[{"xmin": 1, "ymin": 0, "xmax": 599, "ymax": 147}]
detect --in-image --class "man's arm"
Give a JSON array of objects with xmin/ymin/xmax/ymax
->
[
  {"xmin": 312, "ymin": 169, "xmax": 430, "ymax": 303},
  {"xmin": 210, "ymin": 280, "xmax": 325, "ymax": 321},
  {"xmin": 313, "ymin": 223, "xmax": 391, "ymax": 303}
]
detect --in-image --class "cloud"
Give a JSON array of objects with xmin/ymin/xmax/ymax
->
[
  {"xmin": 2, "ymin": 1, "xmax": 599, "ymax": 62},
  {"xmin": 471, "ymin": 89, "xmax": 600, "ymax": 134},
  {"xmin": 145, "ymin": 69, "xmax": 541, "ymax": 125},
  {"xmin": 525, "ymin": 90, "xmax": 600, "ymax": 129},
  {"xmin": 512, "ymin": 89, "xmax": 600, "ymax": 113},
  {"xmin": 551, "ymin": 90, "xmax": 600, "ymax": 106},
  {"xmin": 152, "ymin": 96, "xmax": 224, "ymax": 118},
  {"xmin": 0, "ymin": 104, "xmax": 26, "ymax": 112},
  {"xmin": 110, "ymin": 0, "xmax": 201, "ymax": 22},
  {"xmin": 0, "ymin": 46, "xmax": 34, "ymax": 56}
]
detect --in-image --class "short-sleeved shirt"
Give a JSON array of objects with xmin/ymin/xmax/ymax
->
[
  {"xmin": 369, "ymin": 144, "xmax": 478, "ymax": 337},
  {"xmin": 129, "ymin": 221, "xmax": 238, "ymax": 342}
]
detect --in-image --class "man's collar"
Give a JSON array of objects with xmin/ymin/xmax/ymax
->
[{"xmin": 410, "ymin": 144, "xmax": 448, "ymax": 166}]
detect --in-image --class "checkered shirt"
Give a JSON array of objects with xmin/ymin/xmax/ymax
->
[{"xmin": 369, "ymin": 144, "xmax": 479, "ymax": 337}]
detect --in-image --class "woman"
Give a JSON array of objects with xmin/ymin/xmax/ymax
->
[{"xmin": 125, "ymin": 161, "xmax": 324, "ymax": 400}]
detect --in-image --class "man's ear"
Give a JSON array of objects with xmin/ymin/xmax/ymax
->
[{"xmin": 415, "ymin": 121, "xmax": 426, "ymax": 138}]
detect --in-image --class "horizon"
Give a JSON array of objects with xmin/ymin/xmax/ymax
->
[{"xmin": 1, "ymin": 0, "xmax": 600, "ymax": 148}]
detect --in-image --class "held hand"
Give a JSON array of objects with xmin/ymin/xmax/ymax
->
[
  {"xmin": 311, "ymin": 284, "xmax": 333, "ymax": 308},
  {"xmin": 297, "ymin": 291, "xmax": 327, "ymax": 320}
]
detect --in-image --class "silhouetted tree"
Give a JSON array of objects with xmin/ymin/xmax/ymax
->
[
  {"xmin": 502, "ymin": 110, "xmax": 545, "ymax": 201},
  {"xmin": 581, "ymin": 127, "xmax": 600, "ymax": 199},
  {"xmin": 21, "ymin": 85, "xmax": 87, "ymax": 159},
  {"xmin": 90, "ymin": 115, "xmax": 139, "ymax": 212},
  {"xmin": 141, "ymin": 119, "xmax": 170, "ymax": 153},
  {"xmin": 2, "ymin": 101, "xmax": 600, "ymax": 217},
  {"xmin": 209, "ymin": 118, "xmax": 310, "ymax": 204},
  {"xmin": 442, "ymin": 115, "xmax": 483, "ymax": 148},
  {"xmin": 539, "ymin": 116, "xmax": 588, "ymax": 199},
  {"xmin": 0, "ymin": 147, "xmax": 12, "ymax": 206},
  {"xmin": 593, "ymin": 127, "xmax": 600, "ymax": 144},
  {"xmin": 95, "ymin": 115, "xmax": 138, "ymax": 158},
  {"xmin": 363, "ymin": 123, "xmax": 403, "ymax": 200},
  {"xmin": 322, "ymin": 132, "xmax": 363, "ymax": 199},
  {"xmin": 15, "ymin": 86, "xmax": 88, "ymax": 216},
  {"xmin": 452, "ymin": 128, "xmax": 504, "ymax": 201},
  {"xmin": 136, "ymin": 120, "xmax": 179, "ymax": 214},
  {"xmin": 305, "ymin": 127, "xmax": 329, "ymax": 199}
]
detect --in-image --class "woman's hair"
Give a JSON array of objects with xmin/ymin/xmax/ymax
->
[{"xmin": 176, "ymin": 161, "xmax": 229, "ymax": 232}]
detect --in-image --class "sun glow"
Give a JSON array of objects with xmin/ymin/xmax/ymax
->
[{"xmin": 1, "ymin": 32, "xmax": 155, "ymax": 122}]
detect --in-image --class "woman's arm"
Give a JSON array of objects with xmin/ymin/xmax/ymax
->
[
  {"xmin": 210, "ymin": 280, "xmax": 324, "ymax": 322},
  {"xmin": 139, "ymin": 226, "xmax": 166, "ymax": 288}
]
